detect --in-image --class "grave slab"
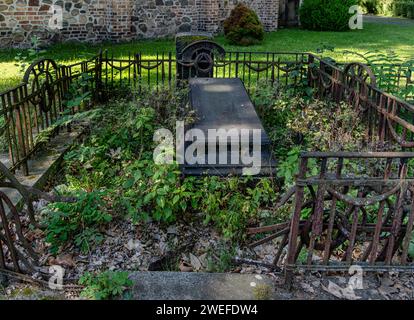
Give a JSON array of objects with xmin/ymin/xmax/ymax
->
[{"xmin": 183, "ymin": 78, "xmax": 276, "ymax": 176}]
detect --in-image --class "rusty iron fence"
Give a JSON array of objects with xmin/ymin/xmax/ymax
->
[
  {"xmin": 308, "ymin": 54, "xmax": 414, "ymax": 150},
  {"xmin": 0, "ymin": 161, "xmax": 77, "ymax": 275},
  {"xmin": 1, "ymin": 51, "xmax": 413, "ymax": 178},
  {"xmin": 100, "ymin": 50, "xmax": 309, "ymax": 93},
  {"xmin": 289, "ymin": 152, "xmax": 414, "ymax": 268},
  {"xmin": 0, "ymin": 54, "xmax": 100, "ymax": 176},
  {"xmin": 249, "ymin": 152, "xmax": 414, "ymax": 286},
  {"xmin": 248, "ymin": 54, "xmax": 414, "ymax": 284}
]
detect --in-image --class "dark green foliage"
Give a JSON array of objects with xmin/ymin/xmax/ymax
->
[
  {"xmin": 44, "ymin": 191, "xmax": 112, "ymax": 254},
  {"xmin": 300, "ymin": 0, "xmax": 359, "ymax": 31},
  {"xmin": 359, "ymin": 0, "xmax": 380, "ymax": 13},
  {"xmin": 392, "ymin": 1, "xmax": 414, "ymax": 18},
  {"xmin": 79, "ymin": 271, "xmax": 133, "ymax": 300},
  {"xmin": 359, "ymin": 0, "xmax": 414, "ymax": 18},
  {"xmin": 54, "ymin": 87, "xmax": 278, "ymax": 245},
  {"xmin": 223, "ymin": 3, "xmax": 264, "ymax": 46}
]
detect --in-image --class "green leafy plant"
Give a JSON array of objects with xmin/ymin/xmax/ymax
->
[
  {"xmin": 223, "ymin": 3, "xmax": 264, "ymax": 46},
  {"xmin": 79, "ymin": 271, "xmax": 133, "ymax": 300},
  {"xmin": 118, "ymin": 160, "xmax": 196, "ymax": 223},
  {"xmin": 14, "ymin": 36, "xmax": 46, "ymax": 74},
  {"xmin": 300, "ymin": 0, "xmax": 358, "ymax": 31},
  {"xmin": 43, "ymin": 191, "xmax": 112, "ymax": 254},
  {"xmin": 344, "ymin": 50, "xmax": 414, "ymax": 101},
  {"xmin": 200, "ymin": 177, "xmax": 276, "ymax": 239},
  {"xmin": 64, "ymin": 73, "xmax": 93, "ymax": 111}
]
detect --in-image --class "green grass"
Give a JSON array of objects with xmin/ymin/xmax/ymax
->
[{"xmin": 1, "ymin": 22, "xmax": 414, "ymax": 92}]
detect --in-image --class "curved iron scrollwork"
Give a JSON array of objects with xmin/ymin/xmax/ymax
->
[
  {"xmin": 0, "ymin": 161, "xmax": 76, "ymax": 276},
  {"xmin": 0, "ymin": 191, "xmax": 39, "ymax": 274},
  {"xmin": 178, "ymin": 40, "xmax": 226, "ymax": 79},
  {"xmin": 248, "ymin": 153, "xmax": 414, "ymax": 285},
  {"xmin": 344, "ymin": 62, "xmax": 377, "ymax": 112},
  {"xmin": 23, "ymin": 59, "xmax": 58, "ymax": 113},
  {"xmin": 344, "ymin": 62, "xmax": 377, "ymax": 89}
]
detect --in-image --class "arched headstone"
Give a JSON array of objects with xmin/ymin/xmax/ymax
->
[{"xmin": 176, "ymin": 33, "xmax": 226, "ymax": 80}]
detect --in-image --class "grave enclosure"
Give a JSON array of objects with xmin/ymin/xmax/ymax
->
[{"xmin": 1, "ymin": 35, "xmax": 414, "ymax": 286}]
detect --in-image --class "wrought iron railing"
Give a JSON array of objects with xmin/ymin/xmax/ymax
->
[
  {"xmin": 0, "ymin": 54, "xmax": 100, "ymax": 175},
  {"xmin": 99, "ymin": 50, "xmax": 309, "ymax": 92},
  {"xmin": 1, "ymin": 50, "xmax": 414, "ymax": 176},
  {"xmin": 249, "ymin": 152, "xmax": 414, "ymax": 286},
  {"xmin": 309, "ymin": 54, "xmax": 414, "ymax": 150},
  {"xmin": 1, "ymin": 46, "xmax": 414, "ymax": 280}
]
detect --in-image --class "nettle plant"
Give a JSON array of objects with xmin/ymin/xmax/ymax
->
[
  {"xmin": 43, "ymin": 190, "xmax": 112, "ymax": 254},
  {"xmin": 63, "ymin": 73, "xmax": 94, "ymax": 112}
]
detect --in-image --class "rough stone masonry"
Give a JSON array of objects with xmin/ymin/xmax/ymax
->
[{"xmin": 0, "ymin": 0, "xmax": 279, "ymax": 48}]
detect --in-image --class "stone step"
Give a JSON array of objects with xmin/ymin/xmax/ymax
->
[{"xmin": 128, "ymin": 272, "xmax": 275, "ymax": 300}]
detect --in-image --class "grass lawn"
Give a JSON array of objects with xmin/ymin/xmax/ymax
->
[{"xmin": 1, "ymin": 21, "xmax": 414, "ymax": 92}]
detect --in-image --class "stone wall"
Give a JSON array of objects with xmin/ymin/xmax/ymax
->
[
  {"xmin": 0, "ymin": 0, "xmax": 279, "ymax": 48},
  {"xmin": 132, "ymin": 0, "xmax": 280, "ymax": 39}
]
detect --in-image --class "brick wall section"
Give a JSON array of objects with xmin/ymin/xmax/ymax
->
[{"xmin": 0, "ymin": 0, "xmax": 279, "ymax": 48}]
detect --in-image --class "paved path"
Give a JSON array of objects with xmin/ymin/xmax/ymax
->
[{"xmin": 364, "ymin": 15, "xmax": 414, "ymax": 26}]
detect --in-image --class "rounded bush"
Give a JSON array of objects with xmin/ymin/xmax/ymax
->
[
  {"xmin": 299, "ymin": 0, "xmax": 359, "ymax": 31},
  {"xmin": 223, "ymin": 4, "xmax": 264, "ymax": 46}
]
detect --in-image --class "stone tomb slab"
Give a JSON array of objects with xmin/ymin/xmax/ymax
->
[{"xmin": 183, "ymin": 78, "xmax": 276, "ymax": 176}]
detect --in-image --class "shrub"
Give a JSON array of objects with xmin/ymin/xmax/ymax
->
[
  {"xmin": 223, "ymin": 3, "xmax": 264, "ymax": 46},
  {"xmin": 392, "ymin": 1, "xmax": 414, "ymax": 18},
  {"xmin": 362, "ymin": 0, "xmax": 414, "ymax": 17},
  {"xmin": 299, "ymin": 0, "xmax": 359, "ymax": 31},
  {"xmin": 43, "ymin": 191, "xmax": 112, "ymax": 254},
  {"xmin": 359, "ymin": 0, "xmax": 380, "ymax": 14}
]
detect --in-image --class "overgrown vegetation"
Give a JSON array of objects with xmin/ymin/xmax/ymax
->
[
  {"xmin": 79, "ymin": 271, "xmax": 133, "ymax": 300},
  {"xmin": 43, "ymin": 191, "xmax": 112, "ymax": 254},
  {"xmin": 41, "ymin": 87, "xmax": 279, "ymax": 255},
  {"xmin": 300, "ymin": 0, "xmax": 358, "ymax": 31},
  {"xmin": 40, "ymin": 75, "xmax": 380, "ymax": 258},
  {"xmin": 223, "ymin": 3, "xmax": 264, "ymax": 46},
  {"xmin": 344, "ymin": 49, "xmax": 414, "ymax": 101}
]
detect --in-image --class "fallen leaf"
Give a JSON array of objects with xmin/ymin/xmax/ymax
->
[
  {"xmin": 179, "ymin": 261, "xmax": 193, "ymax": 272},
  {"xmin": 301, "ymin": 282, "xmax": 315, "ymax": 294},
  {"xmin": 54, "ymin": 254, "xmax": 76, "ymax": 268},
  {"xmin": 189, "ymin": 253, "xmax": 202, "ymax": 271}
]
